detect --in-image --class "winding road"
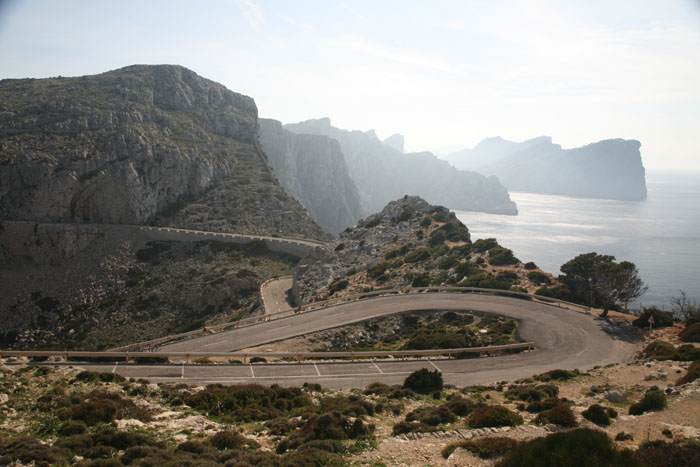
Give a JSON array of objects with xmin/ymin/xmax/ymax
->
[{"xmin": 77, "ymin": 292, "xmax": 636, "ymax": 389}]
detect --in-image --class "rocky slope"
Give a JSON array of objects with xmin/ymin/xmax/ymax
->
[
  {"xmin": 292, "ymin": 196, "xmax": 547, "ymax": 306},
  {"xmin": 0, "ymin": 222, "xmax": 297, "ymax": 349},
  {"xmin": 284, "ymin": 118, "xmax": 517, "ymax": 216},
  {"xmin": 0, "ymin": 64, "xmax": 326, "ymax": 239},
  {"xmin": 259, "ymin": 119, "xmax": 364, "ymax": 235},
  {"xmin": 445, "ymin": 136, "xmax": 647, "ymax": 201}
]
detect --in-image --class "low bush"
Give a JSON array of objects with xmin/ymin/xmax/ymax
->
[
  {"xmin": 497, "ymin": 428, "xmax": 640, "ymax": 467},
  {"xmin": 74, "ymin": 371, "xmax": 126, "ymax": 384},
  {"xmin": 406, "ymin": 405, "xmax": 456, "ymax": 426},
  {"xmin": 0, "ymin": 436, "xmax": 58, "ymax": 466},
  {"xmin": 679, "ymin": 323, "xmax": 700, "ymax": 343},
  {"xmin": 442, "ymin": 436, "xmax": 518, "ymax": 459},
  {"xmin": 677, "ymin": 361, "xmax": 700, "ymax": 385},
  {"xmin": 185, "ymin": 384, "xmax": 311, "ymax": 423},
  {"xmin": 208, "ymin": 430, "xmax": 254, "ymax": 450},
  {"xmin": 629, "ymin": 388, "xmax": 667, "ymax": 415},
  {"xmin": 403, "ymin": 369, "xmax": 443, "ymax": 394},
  {"xmin": 59, "ymin": 420, "xmax": 88, "ymax": 436},
  {"xmin": 473, "ymin": 238, "xmax": 498, "ymax": 253},
  {"xmin": 582, "ymin": 404, "xmax": 611, "ymax": 425},
  {"xmin": 392, "ymin": 420, "xmax": 437, "ymax": 435},
  {"xmin": 505, "ymin": 384, "xmax": 559, "ymax": 402},
  {"xmin": 488, "ymin": 247, "xmax": 519, "ymax": 266},
  {"xmin": 277, "ymin": 411, "xmax": 374, "ymax": 454},
  {"xmin": 328, "ymin": 279, "xmax": 349, "ymax": 295},
  {"xmin": 644, "ymin": 341, "xmax": 700, "ymax": 361},
  {"xmin": 524, "ymin": 262, "xmax": 537, "ymax": 270},
  {"xmin": 536, "ymin": 404, "xmax": 577, "ymax": 427},
  {"xmin": 632, "ymin": 308, "xmax": 674, "ymax": 329},
  {"xmin": 527, "ymin": 270, "xmax": 551, "ymax": 285},
  {"xmin": 633, "ymin": 439, "xmax": 700, "ymax": 467},
  {"xmin": 526, "ymin": 397, "xmax": 562, "ymax": 413},
  {"xmin": 534, "ymin": 369, "xmax": 579, "ymax": 382},
  {"xmin": 404, "ymin": 248, "xmax": 432, "ymax": 263},
  {"xmin": 534, "ymin": 285, "xmax": 573, "ymax": 302},
  {"xmin": 469, "ymin": 405, "xmax": 523, "ymax": 428},
  {"xmin": 364, "ymin": 382, "xmax": 415, "ymax": 399}
]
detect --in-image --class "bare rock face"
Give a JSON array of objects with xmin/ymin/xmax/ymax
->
[
  {"xmin": 285, "ymin": 118, "xmax": 517, "ymax": 216},
  {"xmin": 0, "ymin": 66, "xmax": 252, "ymax": 223},
  {"xmin": 259, "ymin": 119, "xmax": 364, "ymax": 235},
  {"xmin": 383, "ymin": 133, "xmax": 405, "ymax": 153}
]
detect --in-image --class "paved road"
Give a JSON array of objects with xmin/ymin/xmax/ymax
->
[
  {"xmin": 82, "ymin": 293, "xmax": 635, "ymax": 389},
  {"xmin": 261, "ymin": 277, "xmax": 294, "ymax": 317}
]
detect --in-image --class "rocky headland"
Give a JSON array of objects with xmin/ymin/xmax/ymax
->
[
  {"xmin": 444, "ymin": 136, "xmax": 647, "ymax": 201},
  {"xmin": 284, "ymin": 118, "xmax": 518, "ymax": 216},
  {"xmin": 292, "ymin": 196, "xmax": 551, "ymax": 307}
]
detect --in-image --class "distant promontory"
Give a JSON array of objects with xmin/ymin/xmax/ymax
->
[{"xmin": 444, "ymin": 136, "xmax": 647, "ymax": 201}]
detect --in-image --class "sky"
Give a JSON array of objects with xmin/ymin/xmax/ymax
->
[{"xmin": 1, "ymin": 0, "xmax": 699, "ymax": 169}]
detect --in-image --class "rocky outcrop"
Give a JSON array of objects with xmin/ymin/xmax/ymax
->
[
  {"xmin": 0, "ymin": 65, "xmax": 327, "ymax": 239},
  {"xmin": 284, "ymin": 118, "xmax": 517, "ymax": 215},
  {"xmin": 383, "ymin": 133, "xmax": 405, "ymax": 153},
  {"xmin": 259, "ymin": 119, "xmax": 364, "ymax": 235},
  {"xmin": 445, "ymin": 136, "xmax": 647, "ymax": 200}
]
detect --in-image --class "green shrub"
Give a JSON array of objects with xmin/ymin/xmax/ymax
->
[
  {"xmin": 629, "ymin": 388, "xmax": 667, "ymax": 415},
  {"xmin": 444, "ymin": 437, "xmax": 518, "ymax": 459},
  {"xmin": 582, "ymin": 404, "xmax": 611, "ymax": 425},
  {"xmin": 279, "ymin": 447, "xmax": 346, "ymax": 466},
  {"xmin": 536, "ymin": 404, "xmax": 577, "ymax": 427},
  {"xmin": 208, "ymin": 430, "xmax": 251, "ymax": 450},
  {"xmin": 677, "ymin": 361, "xmax": 700, "ymax": 385},
  {"xmin": 185, "ymin": 384, "xmax": 311, "ymax": 422},
  {"xmin": 406, "ymin": 405, "xmax": 456, "ymax": 426},
  {"xmin": 74, "ymin": 371, "xmax": 126, "ymax": 384},
  {"xmin": 405, "ymin": 248, "xmax": 432, "ymax": 263},
  {"xmin": 334, "ymin": 243, "xmax": 345, "ymax": 252},
  {"xmin": 469, "ymin": 405, "xmax": 523, "ymax": 428},
  {"xmin": 505, "ymin": 384, "xmax": 559, "ymax": 402},
  {"xmin": 534, "ymin": 369, "xmax": 579, "ymax": 382},
  {"xmin": 679, "ymin": 323, "xmax": 700, "ymax": 343},
  {"xmin": 497, "ymin": 428, "xmax": 640, "ymax": 467},
  {"xmin": 473, "ymin": 238, "xmax": 498, "ymax": 253},
  {"xmin": 420, "ymin": 216, "xmax": 432, "ymax": 227},
  {"xmin": 488, "ymin": 247, "xmax": 519, "ymax": 266},
  {"xmin": 524, "ymin": 262, "xmax": 537, "ymax": 270},
  {"xmin": 0, "ymin": 436, "xmax": 58, "ymax": 465},
  {"xmin": 402, "ymin": 369, "xmax": 443, "ymax": 394},
  {"xmin": 59, "ymin": 420, "xmax": 88, "ymax": 436},
  {"xmin": 632, "ymin": 308, "xmax": 674, "ymax": 329},
  {"xmin": 392, "ymin": 420, "xmax": 436, "ymax": 435},
  {"xmin": 644, "ymin": 340, "xmax": 676, "ymax": 359},
  {"xmin": 429, "ymin": 229, "xmax": 447, "ymax": 246},
  {"xmin": 328, "ymin": 279, "xmax": 349, "ymax": 295},
  {"xmin": 633, "ymin": 439, "xmax": 700, "ymax": 467},
  {"xmin": 526, "ymin": 397, "xmax": 562, "ymax": 413},
  {"xmin": 367, "ymin": 261, "xmax": 390, "ymax": 279},
  {"xmin": 527, "ymin": 271, "xmax": 551, "ymax": 285}
]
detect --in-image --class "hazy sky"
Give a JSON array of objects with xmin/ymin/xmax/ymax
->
[{"xmin": 1, "ymin": 0, "xmax": 699, "ymax": 169}]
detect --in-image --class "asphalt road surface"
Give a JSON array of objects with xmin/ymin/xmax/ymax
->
[
  {"xmin": 261, "ymin": 277, "xmax": 294, "ymax": 317},
  {"xmin": 75, "ymin": 293, "xmax": 636, "ymax": 389}
]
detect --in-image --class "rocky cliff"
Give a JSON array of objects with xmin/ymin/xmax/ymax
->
[
  {"xmin": 259, "ymin": 119, "xmax": 364, "ymax": 235},
  {"xmin": 284, "ymin": 118, "xmax": 517, "ymax": 215},
  {"xmin": 293, "ymin": 196, "xmax": 545, "ymax": 307},
  {"xmin": 0, "ymin": 65, "xmax": 327, "ymax": 239},
  {"xmin": 445, "ymin": 137, "xmax": 647, "ymax": 200}
]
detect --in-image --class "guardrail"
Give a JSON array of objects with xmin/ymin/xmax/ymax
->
[
  {"xmin": 108, "ymin": 286, "xmax": 589, "ymax": 352},
  {"xmin": 0, "ymin": 342, "xmax": 534, "ymax": 364}
]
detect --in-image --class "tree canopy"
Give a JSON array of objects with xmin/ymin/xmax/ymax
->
[{"xmin": 558, "ymin": 253, "xmax": 647, "ymax": 316}]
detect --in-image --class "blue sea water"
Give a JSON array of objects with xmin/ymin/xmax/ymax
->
[{"xmin": 454, "ymin": 170, "xmax": 700, "ymax": 309}]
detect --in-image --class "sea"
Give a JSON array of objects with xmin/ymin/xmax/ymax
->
[{"xmin": 454, "ymin": 170, "xmax": 700, "ymax": 310}]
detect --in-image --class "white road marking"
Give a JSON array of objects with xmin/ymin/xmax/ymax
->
[
  {"xmin": 371, "ymin": 360, "xmax": 383, "ymax": 374},
  {"xmin": 576, "ymin": 348, "xmax": 587, "ymax": 357},
  {"xmin": 181, "ymin": 365, "xmax": 185, "ymax": 379},
  {"xmin": 249, "ymin": 364, "xmax": 255, "ymax": 378},
  {"xmin": 313, "ymin": 362, "xmax": 321, "ymax": 376},
  {"xmin": 428, "ymin": 359, "xmax": 442, "ymax": 372},
  {"xmin": 580, "ymin": 328, "xmax": 589, "ymax": 336},
  {"xmin": 146, "ymin": 369, "xmax": 418, "ymax": 381},
  {"xmin": 112, "ymin": 362, "xmax": 118, "ymax": 374}
]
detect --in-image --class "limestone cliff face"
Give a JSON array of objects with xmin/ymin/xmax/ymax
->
[
  {"xmin": 259, "ymin": 119, "xmax": 364, "ymax": 235},
  {"xmin": 0, "ymin": 65, "xmax": 327, "ymax": 239},
  {"xmin": 445, "ymin": 137, "xmax": 647, "ymax": 200},
  {"xmin": 284, "ymin": 118, "xmax": 517, "ymax": 215}
]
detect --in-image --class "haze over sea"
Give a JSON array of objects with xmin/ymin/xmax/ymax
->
[{"xmin": 455, "ymin": 170, "xmax": 700, "ymax": 310}]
